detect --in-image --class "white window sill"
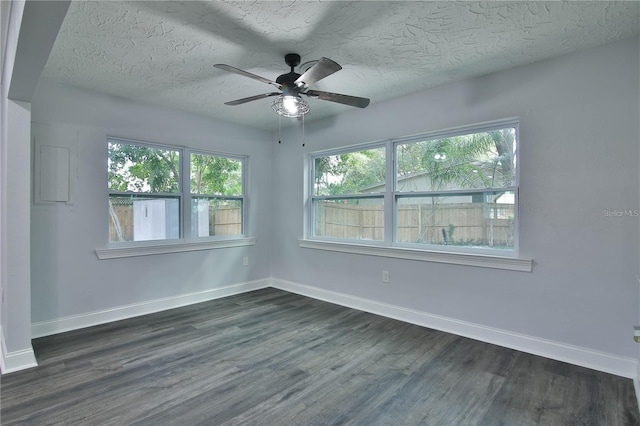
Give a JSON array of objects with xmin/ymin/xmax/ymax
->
[
  {"xmin": 298, "ymin": 239, "xmax": 532, "ymax": 272},
  {"xmin": 96, "ymin": 237, "xmax": 257, "ymax": 260}
]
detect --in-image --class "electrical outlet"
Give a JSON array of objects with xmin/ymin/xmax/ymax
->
[
  {"xmin": 243, "ymin": 256, "xmax": 249, "ymax": 266},
  {"xmin": 382, "ymin": 270, "xmax": 390, "ymax": 283}
]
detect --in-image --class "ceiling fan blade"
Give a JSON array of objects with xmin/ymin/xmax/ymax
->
[
  {"xmin": 294, "ymin": 57, "xmax": 342, "ymax": 88},
  {"xmin": 214, "ymin": 64, "xmax": 281, "ymax": 88},
  {"xmin": 224, "ymin": 92, "xmax": 281, "ymax": 106},
  {"xmin": 305, "ymin": 90, "xmax": 370, "ymax": 108}
]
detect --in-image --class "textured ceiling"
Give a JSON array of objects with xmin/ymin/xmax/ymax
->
[{"xmin": 42, "ymin": 1, "xmax": 640, "ymax": 130}]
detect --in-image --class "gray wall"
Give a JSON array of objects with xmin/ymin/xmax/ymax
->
[
  {"xmin": 272, "ymin": 38, "xmax": 640, "ymax": 360},
  {"xmin": 31, "ymin": 81, "xmax": 272, "ymax": 323}
]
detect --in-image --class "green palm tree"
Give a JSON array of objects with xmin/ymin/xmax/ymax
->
[{"xmin": 396, "ymin": 128, "xmax": 515, "ymax": 191}]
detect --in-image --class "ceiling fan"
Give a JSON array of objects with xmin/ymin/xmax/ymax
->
[{"xmin": 214, "ymin": 53, "xmax": 370, "ymax": 118}]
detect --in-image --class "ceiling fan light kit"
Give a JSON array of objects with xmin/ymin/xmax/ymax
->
[
  {"xmin": 214, "ymin": 53, "xmax": 370, "ymax": 119},
  {"xmin": 271, "ymin": 95, "xmax": 310, "ymax": 118}
]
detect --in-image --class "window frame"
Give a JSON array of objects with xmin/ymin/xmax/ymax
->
[
  {"xmin": 392, "ymin": 120, "xmax": 519, "ymax": 256},
  {"xmin": 187, "ymin": 149, "xmax": 248, "ymax": 239},
  {"xmin": 101, "ymin": 136, "xmax": 251, "ymax": 257},
  {"xmin": 107, "ymin": 138, "xmax": 183, "ymax": 242},
  {"xmin": 309, "ymin": 141, "xmax": 389, "ymax": 244},
  {"xmin": 305, "ymin": 119, "xmax": 530, "ymax": 270}
]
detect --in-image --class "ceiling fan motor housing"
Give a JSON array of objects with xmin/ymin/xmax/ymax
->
[
  {"xmin": 284, "ymin": 53, "xmax": 301, "ymax": 68},
  {"xmin": 276, "ymin": 72, "xmax": 302, "ymax": 90},
  {"xmin": 277, "ymin": 53, "xmax": 303, "ymax": 91}
]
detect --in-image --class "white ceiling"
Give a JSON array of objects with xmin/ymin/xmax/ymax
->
[{"xmin": 42, "ymin": 1, "xmax": 640, "ymax": 130}]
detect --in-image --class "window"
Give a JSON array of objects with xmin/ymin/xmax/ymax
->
[
  {"xmin": 190, "ymin": 152, "xmax": 244, "ymax": 238},
  {"xmin": 313, "ymin": 146, "xmax": 386, "ymax": 242},
  {"xmin": 108, "ymin": 138, "xmax": 245, "ymax": 243},
  {"xmin": 309, "ymin": 120, "xmax": 518, "ymax": 254}
]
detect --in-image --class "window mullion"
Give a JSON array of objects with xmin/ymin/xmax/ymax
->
[
  {"xmin": 309, "ymin": 155, "xmax": 324, "ymax": 240},
  {"xmin": 182, "ymin": 148, "xmax": 191, "ymax": 239},
  {"xmin": 313, "ymin": 194, "xmax": 384, "ymax": 201},
  {"xmin": 242, "ymin": 156, "xmax": 248, "ymax": 236},
  {"xmin": 108, "ymin": 191, "xmax": 181, "ymax": 197},
  {"xmin": 385, "ymin": 140, "xmax": 394, "ymax": 245},
  {"xmin": 395, "ymin": 187, "xmax": 518, "ymax": 198}
]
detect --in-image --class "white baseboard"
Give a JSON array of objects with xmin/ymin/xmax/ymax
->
[
  {"xmin": 31, "ymin": 279, "xmax": 270, "ymax": 339},
  {"xmin": 1, "ymin": 326, "xmax": 38, "ymax": 374},
  {"xmin": 270, "ymin": 278, "xmax": 638, "ymax": 379},
  {"xmin": 19, "ymin": 277, "xmax": 640, "ymax": 381}
]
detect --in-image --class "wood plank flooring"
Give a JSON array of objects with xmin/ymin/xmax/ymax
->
[{"xmin": 2, "ymin": 288, "xmax": 639, "ymax": 425}]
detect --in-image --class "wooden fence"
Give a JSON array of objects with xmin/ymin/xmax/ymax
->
[
  {"xmin": 209, "ymin": 207, "xmax": 242, "ymax": 236},
  {"xmin": 109, "ymin": 201, "xmax": 241, "ymax": 241},
  {"xmin": 314, "ymin": 202, "xmax": 514, "ymax": 248}
]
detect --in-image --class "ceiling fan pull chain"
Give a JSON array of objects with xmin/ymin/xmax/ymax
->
[
  {"xmin": 302, "ymin": 114, "xmax": 305, "ymax": 147},
  {"xmin": 278, "ymin": 115, "xmax": 282, "ymax": 144}
]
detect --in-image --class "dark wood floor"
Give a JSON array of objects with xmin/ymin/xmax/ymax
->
[{"xmin": 2, "ymin": 288, "xmax": 639, "ymax": 425}]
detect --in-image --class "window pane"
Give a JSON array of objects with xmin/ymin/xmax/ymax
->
[
  {"xmin": 396, "ymin": 127, "xmax": 516, "ymax": 191},
  {"xmin": 314, "ymin": 147, "xmax": 386, "ymax": 196},
  {"xmin": 396, "ymin": 191, "xmax": 515, "ymax": 249},
  {"xmin": 108, "ymin": 142, "xmax": 180, "ymax": 193},
  {"xmin": 190, "ymin": 153, "xmax": 243, "ymax": 196},
  {"xmin": 109, "ymin": 196, "xmax": 180, "ymax": 242},
  {"xmin": 191, "ymin": 198, "xmax": 242, "ymax": 237},
  {"xmin": 314, "ymin": 198, "xmax": 384, "ymax": 241}
]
